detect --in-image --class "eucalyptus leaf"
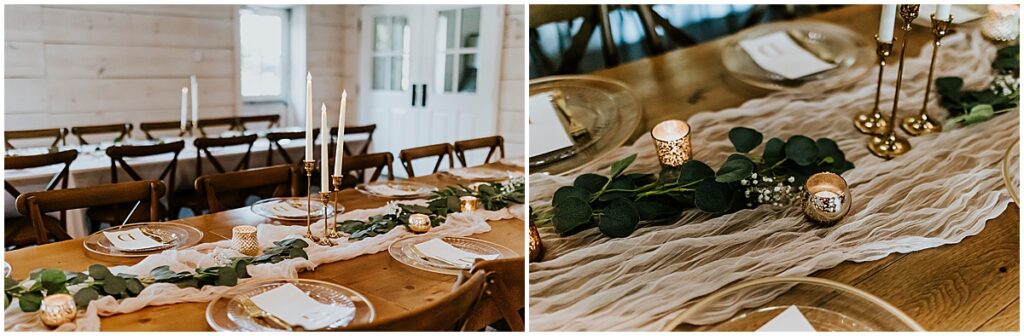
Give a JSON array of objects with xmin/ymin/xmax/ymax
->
[
  {"xmin": 762, "ymin": 137, "xmax": 786, "ymax": 164},
  {"xmin": 552, "ymin": 186, "xmax": 589, "ymax": 207},
  {"xmin": 552, "ymin": 197, "xmax": 593, "ymax": 235},
  {"xmin": 102, "ymin": 276, "xmax": 127, "ymax": 295},
  {"xmin": 573, "ymin": 174, "xmax": 608, "ymax": 196},
  {"xmin": 694, "ymin": 180, "xmax": 732, "ymax": 213},
  {"xmin": 728, "ymin": 127, "xmax": 763, "ymax": 153},
  {"xmin": 74, "ymin": 287, "xmax": 100, "ymax": 307},
  {"xmin": 785, "ymin": 135, "xmax": 818, "ymax": 166},
  {"xmin": 598, "ymin": 198, "xmax": 640, "ymax": 238},
  {"xmin": 88, "ymin": 264, "xmax": 112, "ymax": 280},
  {"xmin": 19, "ymin": 291, "xmax": 43, "ymax": 312},
  {"xmin": 609, "ymin": 154, "xmax": 637, "ymax": 178},
  {"xmin": 677, "ymin": 160, "xmax": 715, "ymax": 185},
  {"xmin": 715, "ymin": 155, "xmax": 754, "ymax": 183}
]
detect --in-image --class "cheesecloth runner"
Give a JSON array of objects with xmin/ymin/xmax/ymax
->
[
  {"xmin": 4, "ymin": 202, "xmax": 525, "ymax": 331},
  {"xmin": 528, "ymin": 29, "xmax": 1017, "ymax": 331}
]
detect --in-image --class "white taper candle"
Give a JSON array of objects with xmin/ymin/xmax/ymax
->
[
  {"xmin": 320, "ymin": 103, "xmax": 329, "ymax": 189},
  {"xmin": 305, "ymin": 72, "xmax": 313, "ymax": 161},
  {"xmin": 180, "ymin": 87, "xmax": 188, "ymax": 131},
  {"xmin": 879, "ymin": 5, "xmax": 897, "ymax": 43},
  {"xmin": 190, "ymin": 75, "xmax": 198, "ymax": 126},
  {"xmin": 334, "ymin": 90, "xmax": 347, "ymax": 176},
  {"xmin": 936, "ymin": 5, "xmax": 951, "ymax": 20}
]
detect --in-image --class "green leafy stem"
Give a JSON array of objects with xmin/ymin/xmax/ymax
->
[{"xmin": 937, "ymin": 44, "xmax": 1019, "ymax": 129}]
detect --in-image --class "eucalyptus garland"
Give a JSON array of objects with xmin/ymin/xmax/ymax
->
[
  {"xmin": 4, "ymin": 238, "xmax": 309, "ymax": 313},
  {"xmin": 336, "ymin": 177, "xmax": 526, "ymax": 240},
  {"xmin": 538, "ymin": 127, "xmax": 854, "ymax": 238},
  {"xmin": 937, "ymin": 44, "xmax": 1019, "ymax": 129}
]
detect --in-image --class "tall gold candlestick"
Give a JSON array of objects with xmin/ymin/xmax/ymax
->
[
  {"xmin": 901, "ymin": 13, "xmax": 952, "ymax": 136},
  {"xmin": 318, "ymin": 191, "xmax": 336, "ymax": 246},
  {"xmin": 302, "ymin": 160, "xmax": 321, "ymax": 244},
  {"xmin": 868, "ymin": 5, "xmax": 917, "ymax": 160},
  {"xmin": 853, "ymin": 36, "xmax": 894, "ymax": 135},
  {"xmin": 328, "ymin": 175, "xmax": 344, "ymax": 238}
]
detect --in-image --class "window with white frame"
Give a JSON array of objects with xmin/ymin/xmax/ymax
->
[{"xmin": 239, "ymin": 7, "xmax": 289, "ymax": 101}]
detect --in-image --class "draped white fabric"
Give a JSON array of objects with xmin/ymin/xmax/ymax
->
[
  {"xmin": 528, "ymin": 30, "xmax": 1016, "ymax": 331},
  {"xmin": 4, "ymin": 202, "xmax": 524, "ymax": 331}
]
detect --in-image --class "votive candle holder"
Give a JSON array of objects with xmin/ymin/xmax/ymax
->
[
  {"xmin": 231, "ymin": 225, "xmax": 260, "ymax": 256},
  {"xmin": 408, "ymin": 214, "xmax": 432, "ymax": 234},
  {"xmin": 803, "ymin": 172, "xmax": 853, "ymax": 225},
  {"xmin": 460, "ymin": 196, "xmax": 480, "ymax": 212},
  {"xmin": 39, "ymin": 294, "xmax": 77, "ymax": 327},
  {"xmin": 651, "ymin": 119, "xmax": 692, "ymax": 167}
]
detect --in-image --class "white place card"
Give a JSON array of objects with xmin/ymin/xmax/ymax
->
[
  {"xmin": 269, "ymin": 202, "xmax": 311, "ymax": 217},
  {"xmin": 102, "ymin": 228, "xmax": 164, "ymax": 251},
  {"xmin": 415, "ymin": 238, "xmax": 499, "ymax": 268},
  {"xmin": 249, "ymin": 283, "xmax": 356, "ymax": 330},
  {"xmin": 757, "ymin": 305, "xmax": 817, "ymax": 332},
  {"xmin": 529, "ymin": 93, "xmax": 575, "ymax": 156},
  {"xmin": 739, "ymin": 31, "xmax": 837, "ymax": 80}
]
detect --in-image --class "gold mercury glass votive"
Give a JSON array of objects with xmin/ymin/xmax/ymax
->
[
  {"xmin": 460, "ymin": 196, "xmax": 480, "ymax": 212},
  {"xmin": 40, "ymin": 294, "xmax": 77, "ymax": 327},
  {"xmin": 408, "ymin": 214, "xmax": 432, "ymax": 234},
  {"xmin": 803, "ymin": 172, "xmax": 853, "ymax": 225},
  {"xmin": 231, "ymin": 225, "xmax": 260, "ymax": 256},
  {"xmin": 651, "ymin": 119, "xmax": 692, "ymax": 167}
]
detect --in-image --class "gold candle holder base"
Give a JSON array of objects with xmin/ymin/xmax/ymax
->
[
  {"xmin": 854, "ymin": 36, "xmax": 894, "ymax": 135},
  {"xmin": 900, "ymin": 114, "xmax": 942, "ymax": 136},
  {"xmin": 901, "ymin": 14, "xmax": 951, "ymax": 137},
  {"xmin": 318, "ymin": 192, "xmax": 336, "ymax": 246},
  {"xmin": 302, "ymin": 160, "xmax": 321, "ymax": 245},
  {"xmin": 867, "ymin": 133, "xmax": 912, "ymax": 160},
  {"xmin": 327, "ymin": 175, "xmax": 344, "ymax": 239}
]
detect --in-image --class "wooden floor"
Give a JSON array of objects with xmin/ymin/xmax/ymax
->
[{"xmin": 590, "ymin": 5, "xmax": 1019, "ymax": 331}]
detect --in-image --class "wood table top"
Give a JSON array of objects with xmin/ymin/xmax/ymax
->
[
  {"xmin": 590, "ymin": 5, "xmax": 1018, "ymax": 331},
  {"xmin": 4, "ymin": 162, "xmax": 525, "ymax": 331}
]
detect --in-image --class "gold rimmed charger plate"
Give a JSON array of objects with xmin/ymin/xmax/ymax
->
[
  {"xmin": 1003, "ymin": 138, "xmax": 1019, "ymax": 204},
  {"xmin": 250, "ymin": 197, "xmax": 338, "ymax": 222},
  {"xmin": 83, "ymin": 222, "xmax": 203, "ymax": 260},
  {"xmin": 529, "ymin": 75, "xmax": 642, "ymax": 176},
  {"xmin": 355, "ymin": 180, "xmax": 438, "ymax": 199},
  {"xmin": 206, "ymin": 278, "xmax": 375, "ymax": 331},
  {"xmin": 442, "ymin": 167, "xmax": 521, "ymax": 182},
  {"xmin": 388, "ymin": 235, "xmax": 518, "ymax": 275}
]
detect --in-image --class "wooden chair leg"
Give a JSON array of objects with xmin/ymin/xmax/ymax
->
[{"xmin": 596, "ymin": 5, "xmax": 619, "ymax": 68}]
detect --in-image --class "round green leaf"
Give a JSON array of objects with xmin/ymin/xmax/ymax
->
[
  {"xmin": 88, "ymin": 264, "xmax": 112, "ymax": 280},
  {"xmin": 74, "ymin": 287, "xmax": 100, "ymax": 307},
  {"xmin": 728, "ymin": 127, "xmax": 764, "ymax": 153},
  {"xmin": 19, "ymin": 291, "xmax": 43, "ymax": 312},
  {"xmin": 598, "ymin": 198, "xmax": 640, "ymax": 238},
  {"xmin": 785, "ymin": 135, "xmax": 818, "ymax": 166},
  {"xmin": 815, "ymin": 138, "xmax": 844, "ymax": 163},
  {"xmin": 552, "ymin": 197, "xmax": 593, "ymax": 235},
  {"xmin": 216, "ymin": 267, "xmax": 238, "ymax": 287},
  {"xmin": 552, "ymin": 186, "xmax": 589, "ymax": 207},
  {"xmin": 102, "ymin": 276, "xmax": 127, "ymax": 295},
  {"xmin": 573, "ymin": 174, "xmax": 608, "ymax": 196},
  {"xmin": 39, "ymin": 269, "xmax": 66, "ymax": 286},
  {"xmin": 597, "ymin": 177, "xmax": 636, "ymax": 201},
  {"xmin": 609, "ymin": 154, "xmax": 638, "ymax": 178},
  {"xmin": 125, "ymin": 278, "xmax": 145, "ymax": 296},
  {"xmin": 678, "ymin": 160, "xmax": 715, "ymax": 184},
  {"xmin": 694, "ymin": 180, "xmax": 733, "ymax": 213},
  {"xmin": 715, "ymin": 155, "xmax": 754, "ymax": 183},
  {"xmin": 762, "ymin": 137, "xmax": 785, "ymax": 164}
]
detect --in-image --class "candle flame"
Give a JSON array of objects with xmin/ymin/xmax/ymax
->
[
  {"xmin": 182, "ymin": 87, "xmax": 188, "ymax": 93},
  {"xmin": 321, "ymin": 103, "xmax": 326, "ymax": 112},
  {"xmin": 307, "ymin": 72, "xmax": 312, "ymax": 80}
]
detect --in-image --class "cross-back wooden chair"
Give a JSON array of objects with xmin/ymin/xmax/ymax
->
[
  {"xmin": 346, "ymin": 270, "xmax": 488, "ymax": 331},
  {"xmin": 462, "ymin": 257, "xmax": 526, "ymax": 331},
  {"xmin": 179, "ymin": 134, "xmax": 258, "ymax": 215},
  {"xmin": 454, "ymin": 136, "xmax": 505, "ymax": 167},
  {"xmin": 195, "ymin": 164, "xmax": 299, "ymax": 213},
  {"xmin": 4, "ymin": 150, "xmax": 78, "ymax": 248},
  {"xmin": 15, "ymin": 180, "xmax": 166, "ymax": 246},
  {"xmin": 5, "ymin": 128, "xmax": 68, "ymax": 150},
  {"xmin": 265, "ymin": 128, "xmax": 319, "ymax": 166},
  {"xmin": 139, "ymin": 121, "xmax": 189, "ymax": 140},
  {"xmin": 330, "ymin": 124, "xmax": 377, "ymax": 156},
  {"xmin": 328, "ymin": 152, "xmax": 395, "ymax": 189},
  {"xmin": 399, "ymin": 143, "xmax": 455, "ymax": 178},
  {"xmin": 70, "ymin": 123, "xmax": 133, "ymax": 145},
  {"xmin": 236, "ymin": 114, "xmax": 281, "ymax": 132},
  {"xmin": 194, "ymin": 117, "xmax": 240, "ymax": 137},
  {"xmin": 87, "ymin": 141, "xmax": 185, "ymax": 228}
]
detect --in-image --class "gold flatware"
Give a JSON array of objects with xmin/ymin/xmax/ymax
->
[
  {"xmin": 139, "ymin": 227, "xmax": 174, "ymax": 245},
  {"xmin": 240, "ymin": 298, "xmax": 293, "ymax": 331},
  {"xmin": 787, "ymin": 29, "xmax": 837, "ymax": 64},
  {"xmin": 550, "ymin": 91, "xmax": 590, "ymax": 138}
]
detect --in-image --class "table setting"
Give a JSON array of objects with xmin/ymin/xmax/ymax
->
[{"xmin": 528, "ymin": 4, "xmax": 1018, "ymax": 332}]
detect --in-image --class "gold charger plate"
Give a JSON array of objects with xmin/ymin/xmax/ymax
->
[
  {"xmin": 206, "ymin": 278, "xmax": 375, "ymax": 331},
  {"xmin": 529, "ymin": 75, "xmax": 642, "ymax": 176},
  {"xmin": 354, "ymin": 180, "xmax": 439, "ymax": 199},
  {"xmin": 250, "ymin": 197, "xmax": 338, "ymax": 222},
  {"xmin": 83, "ymin": 222, "xmax": 203, "ymax": 259}
]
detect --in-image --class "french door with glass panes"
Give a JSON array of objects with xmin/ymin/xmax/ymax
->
[{"xmin": 358, "ymin": 5, "xmax": 503, "ymax": 178}]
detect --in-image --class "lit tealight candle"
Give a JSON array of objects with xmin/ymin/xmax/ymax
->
[
  {"xmin": 803, "ymin": 172, "xmax": 852, "ymax": 225},
  {"xmin": 460, "ymin": 196, "xmax": 480, "ymax": 212},
  {"xmin": 39, "ymin": 294, "xmax": 77, "ymax": 327},
  {"xmin": 650, "ymin": 119, "xmax": 692, "ymax": 167},
  {"xmin": 408, "ymin": 214, "xmax": 431, "ymax": 233}
]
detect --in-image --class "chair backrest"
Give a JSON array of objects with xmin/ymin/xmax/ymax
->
[
  {"xmin": 328, "ymin": 152, "xmax": 395, "ymax": 189},
  {"xmin": 346, "ymin": 271, "xmax": 488, "ymax": 331},
  {"xmin": 193, "ymin": 134, "xmax": 259, "ymax": 176},
  {"xmin": 15, "ymin": 180, "xmax": 166, "ymax": 244},
  {"xmin": 4, "ymin": 150, "xmax": 79, "ymax": 201},
  {"xmin": 195, "ymin": 117, "xmax": 239, "ymax": 137},
  {"xmin": 195, "ymin": 164, "xmax": 298, "ymax": 213},
  {"xmin": 70, "ymin": 123, "xmax": 133, "ymax": 145},
  {"xmin": 265, "ymin": 129, "xmax": 319, "ymax": 165},
  {"xmin": 139, "ymin": 121, "xmax": 189, "ymax": 140},
  {"xmin": 399, "ymin": 143, "xmax": 455, "ymax": 178},
  {"xmin": 462, "ymin": 257, "xmax": 526, "ymax": 331},
  {"xmin": 454, "ymin": 135, "xmax": 505, "ymax": 167},
  {"xmin": 331, "ymin": 124, "xmax": 377, "ymax": 156},
  {"xmin": 5, "ymin": 128, "xmax": 67, "ymax": 150},
  {"xmin": 237, "ymin": 114, "xmax": 281, "ymax": 131},
  {"xmin": 106, "ymin": 140, "xmax": 185, "ymax": 191}
]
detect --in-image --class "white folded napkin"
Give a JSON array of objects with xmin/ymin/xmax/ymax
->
[
  {"xmin": 267, "ymin": 201, "xmax": 311, "ymax": 217},
  {"xmin": 739, "ymin": 31, "xmax": 837, "ymax": 79},
  {"xmin": 413, "ymin": 238, "xmax": 499, "ymax": 269},
  {"xmin": 529, "ymin": 93, "xmax": 575, "ymax": 156},
  {"xmin": 102, "ymin": 228, "xmax": 165, "ymax": 251},
  {"xmin": 448, "ymin": 167, "xmax": 519, "ymax": 181},
  {"xmin": 499, "ymin": 157, "xmax": 525, "ymax": 167},
  {"xmin": 249, "ymin": 283, "xmax": 356, "ymax": 330},
  {"xmin": 757, "ymin": 305, "xmax": 817, "ymax": 332},
  {"xmin": 363, "ymin": 183, "xmax": 432, "ymax": 197}
]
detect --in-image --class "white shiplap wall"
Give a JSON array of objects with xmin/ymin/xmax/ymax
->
[
  {"xmin": 498, "ymin": 5, "xmax": 525, "ymax": 158},
  {"xmin": 306, "ymin": 5, "xmax": 359, "ymax": 128}
]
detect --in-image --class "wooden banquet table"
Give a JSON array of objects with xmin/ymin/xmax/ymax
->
[
  {"xmin": 587, "ymin": 5, "xmax": 1017, "ymax": 331},
  {"xmin": 3, "ymin": 162, "xmax": 525, "ymax": 331}
]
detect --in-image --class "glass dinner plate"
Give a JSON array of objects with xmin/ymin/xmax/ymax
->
[
  {"xmin": 388, "ymin": 235, "xmax": 518, "ymax": 275},
  {"xmin": 83, "ymin": 222, "xmax": 203, "ymax": 258},
  {"xmin": 722, "ymin": 20, "xmax": 874, "ymax": 92},
  {"xmin": 206, "ymin": 278, "xmax": 375, "ymax": 331},
  {"xmin": 355, "ymin": 181, "xmax": 439, "ymax": 199},
  {"xmin": 443, "ymin": 167, "xmax": 521, "ymax": 182},
  {"xmin": 529, "ymin": 75, "xmax": 642, "ymax": 176},
  {"xmin": 251, "ymin": 197, "xmax": 337, "ymax": 221},
  {"xmin": 1003, "ymin": 138, "xmax": 1019, "ymax": 205}
]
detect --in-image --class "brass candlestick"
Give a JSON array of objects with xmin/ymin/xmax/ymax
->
[
  {"xmin": 318, "ymin": 191, "xmax": 336, "ymax": 246},
  {"xmin": 853, "ymin": 36, "xmax": 894, "ymax": 135},
  {"xmin": 328, "ymin": 175, "xmax": 344, "ymax": 238},
  {"xmin": 901, "ymin": 13, "xmax": 952, "ymax": 136},
  {"xmin": 302, "ymin": 160, "xmax": 321, "ymax": 244},
  {"xmin": 868, "ymin": 5, "xmax": 917, "ymax": 160}
]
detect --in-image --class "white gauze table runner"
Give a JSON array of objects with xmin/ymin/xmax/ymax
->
[
  {"xmin": 5, "ymin": 201, "xmax": 524, "ymax": 331},
  {"xmin": 528, "ymin": 29, "xmax": 1016, "ymax": 331}
]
